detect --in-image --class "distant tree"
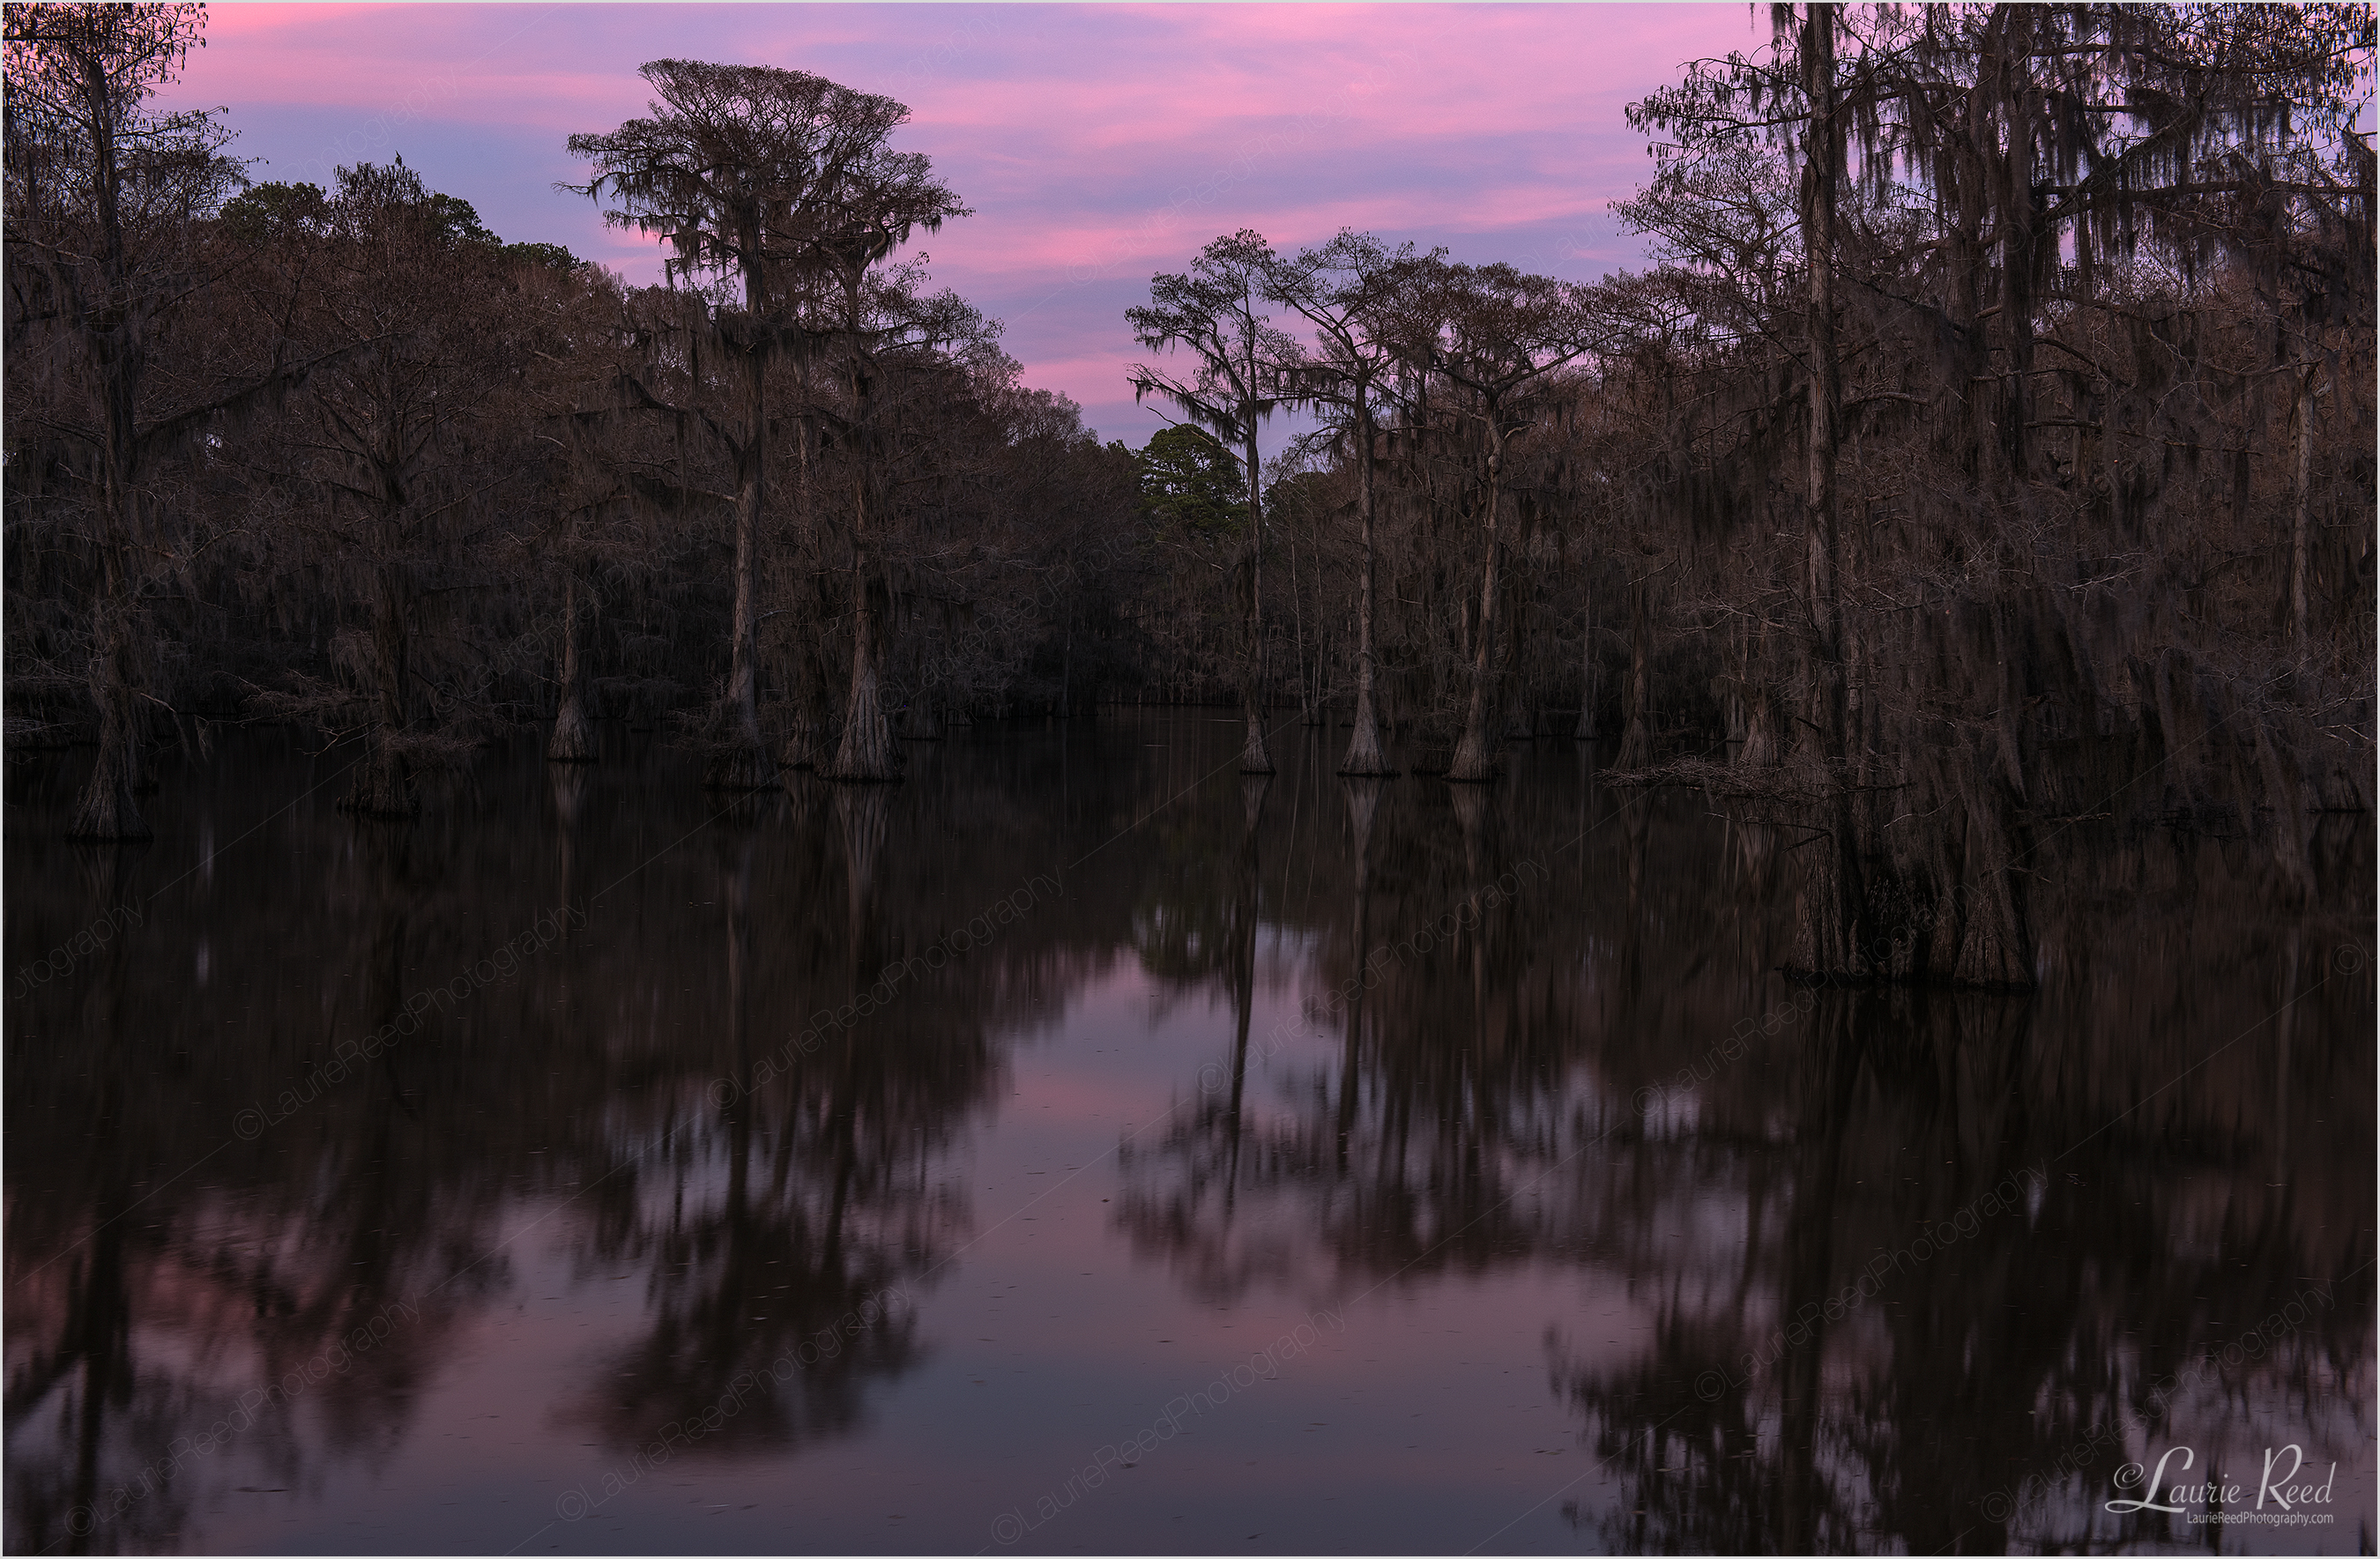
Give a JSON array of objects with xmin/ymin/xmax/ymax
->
[
  {"xmin": 1267, "ymin": 230, "xmax": 1433, "ymax": 775},
  {"xmin": 1128, "ymin": 230, "xmax": 1304, "ymax": 774},
  {"xmin": 1620, "ymin": 0, "xmax": 2378, "ymax": 981},
  {"xmin": 241, "ymin": 160, "xmax": 544, "ymax": 814},
  {"xmin": 516, "ymin": 265, "xmax": 646, "ymax": 764},
  {"xmin": 809, "ymin": 188, "xmax": 971, "ymax": 781},
  {"xmin": 823, "ymin": 269, "xmax": 1004, "ymax": 753},
  {"xmin": 1391, "ymin": 260, "xmax": 1601, "ymax": 783},
  {"xmin": 217, "ymin": 178, "xmax": 331, "ymax": 243},
  {"xmin": 565, "ymin": 60, "xmax": 963, "ymax": 788},
  {"xmin": 1136, "ymin": 425, "xmax": 1249, "ymax": 538},
  {"xmin": 4, "ymin": 4, "xmax": 243, "ymax": 836},
  {"xmin": 500, "ymin": 239, "xmax": 582, "ymax": 273}
]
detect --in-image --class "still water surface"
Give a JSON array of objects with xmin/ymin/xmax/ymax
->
[{"xmin": 6, "ymin": 714, "xmax": 2373, "ymax": 1555}]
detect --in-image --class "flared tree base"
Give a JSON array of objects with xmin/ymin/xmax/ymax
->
[
  {"xmin": 1444, "ymin": 741, "xmax": 1500, "ymax": 784},
  {"xmin": 703, "ymin": 745, "xmax": 778, "ymax": 791},
  {"xmin": 67, "ymin": 795, "xmax": 153, "ymax": 841},
  {"xmin": 69, "ymin": 737, "xmax": 152, "ymax": 840},
  {"xmin": 826, "ymin": 722, "xmax": 902, "ymax": 783},
  {"xmin": 1238, "ymin": 710, "xmax": 1275, "ymax": 776},
  {"xmin": 547, "ymin": 702, "xmax": 598, "ymax": 763},
  {"xmin": 338, "ymin": 791, "xmax": 419, "ymax": 820},
  {"xmin": 1337, "ymin": 710, "xmax": 1397, "ymax": 778}
]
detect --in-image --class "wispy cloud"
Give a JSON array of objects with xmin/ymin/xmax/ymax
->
[{"xmin": 160, "ymin": 3, "xmax": 1763, "ymax": 442}]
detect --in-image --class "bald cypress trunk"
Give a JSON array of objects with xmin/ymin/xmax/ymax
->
[
  {"xmin": 344, "ymin": 567, "xmax": 416, "ymax": 817},
  {"xmin": 1239, "ymin": 427, "xmax": 1276, "ymax": 775},
  {"xmin": 709, "ymin": 249, "xmax": 776, "ymax": 791},
  {"xmin": 69, "ymin": 534, "xmax": 149, "ymax": 841},
  {"xmin": 709, "ymin": 355, "xmax": 774, "ymax": 789},
  {"xmin": 830, "ymin": 300, "xmax": 897, "ymax": 783},
  {"xmin": 1574, "ymin": 563, "xmax": 1599, "ymax": 742},
  {"xmin": 781, "ymin": 424, "xmax": 833, "ymax": 773},
  {"xmin": 830, "ymin": 555, "xmax": 896, "ymax": 781},
  {"xmin": 64, "ymin": 53, "xmax": 150, "ymax": 842},
  {"xmin": 1796, "ymin": 2, "xmax": 1864, "ymax": 977},
  {"xmin": 2290, "ymin": 359, "xmax": 2316, "ymax": 654},
  {"xmin": 1446, "ymin": 433, "xmax": 1506, "ymax": 783},
  {"xmin": 547, "ymin": 566, "xmax": 596, "ymax": 763},
  {"xmin": 1616, "ymin": 575, "xmax": 1654, "ymax": 769},
  {"xmin": 1341, "ymin": 409, "xmax": 1394, "ymax": 775}
]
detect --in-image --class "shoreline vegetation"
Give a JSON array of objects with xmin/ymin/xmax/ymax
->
[{"xmin": 7, "ymin": 4, "xmax": 2373, "ymax": 989}]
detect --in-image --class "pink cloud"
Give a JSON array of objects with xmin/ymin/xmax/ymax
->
[{"xmin": 160, "ymin": 4, "xmax": 1765, "ymax": 442}]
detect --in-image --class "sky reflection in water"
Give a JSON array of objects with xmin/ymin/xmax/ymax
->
[{"xmin": 5, "ymin": 714, "xmax": 2372, "ymax": 1555}]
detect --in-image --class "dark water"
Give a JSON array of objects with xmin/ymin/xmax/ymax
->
[{"xmin": 5, "ymin": 713, "xmax": 2373, "ymax": 1556}]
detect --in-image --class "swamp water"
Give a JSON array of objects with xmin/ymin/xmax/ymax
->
[{"xmin": 5, "ymin": 712, "xmax": 2372, "ymax": 1555}]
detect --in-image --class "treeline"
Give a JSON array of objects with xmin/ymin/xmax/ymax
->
[
  {"xmin": 8, "ymin": 4, "xmax": 2376, "ymax": 984},
  {"xmin": 5, "ymin": 8, "xmax": 1148, "ymax": 832},
  {"xmin": 1121, "ymin": 2, "xmax": 2376, "ymax": 984}
]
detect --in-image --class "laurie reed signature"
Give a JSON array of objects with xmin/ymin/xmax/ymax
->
[{"xmin": 2108, "ymin": 1444, "xmax": 2339, "ymax": 1523}]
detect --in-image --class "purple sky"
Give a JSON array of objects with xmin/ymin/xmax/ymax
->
[{"xmin": 163, "ymin": 4, "xmax": 1767, "ymax": 446}]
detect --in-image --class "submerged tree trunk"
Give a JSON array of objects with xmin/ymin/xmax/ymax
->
[
  {"xmin": 547, "ymin": 565, "xmax": 596, "ymax": 762},
  {"xmin": 1574, "ymin": 564, "xmax": 1598, "ymax": 742},
  {"xmin": 710, "ymin": 248, "xmax": 775, "ymax": 789},
  {"xmin": 831, "ymin": 306, "xmax": 898, "ymax": 783},
  {"xmin": 1341, "ymin": 411, "xmax": 1394, "ymax": 775},
  {"xmin": 1616, "ymin": 574, "xmax": 1655, "ymax": 768},
  {"xmin": 1446, "ymin": 435, "xmax": 1506, "ymax": 783},
  {"xmin": 69, "ymin": 535, "xmax": 151, "ymax": 841},
  {"xmin": 781, "ymin": 571, "xmax": 835, "ymax": 773},
  {"xmin": 1239, "ymin": 427, "xmax": 1276, "ymax": 775},
  {"xmin": 1797, "ymin": 1, "xmax": 1864, "ymax": 976},
  {"xmin": 63, "ymin": 46, "xmax": 152, "ymax": 842},
  {"xmin": 345, "ymin": 567, "xmax": 416, "ymax": 817},
  {"xmin": 831, "ymin": 560, "xmax": 897, "ymax": 781},
  {"xmin": 710, "ymin": 354, "xmax": 774, "ymax": 789},
  {"xmin": 2290, "ymin": 359, "xmax": 2316, "ymax": 654},
  {"xmin": 823, "ymin": 286, "xmax": 889, "ymax": 780}
]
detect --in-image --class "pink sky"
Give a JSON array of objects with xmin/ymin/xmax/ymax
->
[{"xmin": 162, "ymin": 4, "xmax": 1767, "ymax": 445}]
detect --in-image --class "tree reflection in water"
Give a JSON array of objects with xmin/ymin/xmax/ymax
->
[
  {"xmin": 1116, "ymin": 740, "xmax": 2373, "ymax": 1553},
  {"xmin": 4, "ymin": 724, "xmax": 2369, "ymax": 1553}
]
